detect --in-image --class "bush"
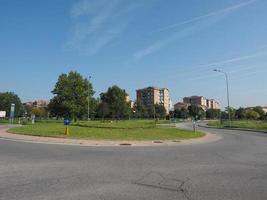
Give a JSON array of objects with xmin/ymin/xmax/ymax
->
[{"xmin": 21, "ymin": 120, "xmax": 28, "ymax": 125}]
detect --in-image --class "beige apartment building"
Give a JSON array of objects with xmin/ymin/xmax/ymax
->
[
  {"xmin": 182, "ymin": 96, "xmax": 220, "ymax": 110},
  {"xmin": 174, "ymin": 102, "xmax": 190, "ymax": 110},
  {"xmin": 136, "ymin": 86, "xmax": 170, "ymax": 114}
]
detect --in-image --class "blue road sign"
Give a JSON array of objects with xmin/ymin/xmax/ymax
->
[{"xmin": 64, "ymin": 118, "xmax": 70, "ymax": 126}]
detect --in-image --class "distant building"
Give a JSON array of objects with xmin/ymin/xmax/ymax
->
[
  {"xmin": 181, "ymin": 96, "xmax": 220, "ymax": 110},
  {"xmin": 23, "ymin": 100, "xmax": 48, "ymax": 115},
  {"xmin": 262, "ymin": 107, "xmax": 267, "ymax": 113},
  {"xmin": 136, "ymin": 86, "xmax": 170, "ymax": 114},
  {"xmin": 209, "ymin": 99, "xmax": 220, "ymax": 109},
  {"xmin": 126, "ymin": 95, "xmax": 134, "ymax": 108},
  {"xmin": 169, "ymin": 99, "xmax": 174, "ymax": 112},
  {"xmin": 33, "ymin": 100, "xmax": 48, "ymax": 108},
  {"xmin": 174, "ymin": 102, "xmax": 190, "ymax": 110}
]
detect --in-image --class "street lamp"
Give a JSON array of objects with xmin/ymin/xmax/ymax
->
[
  {"xmin": 213, "ymin": 69, "xmax": 231, "ymax": 127},
  {"xmin": 88, "ymin": 76, "xmax": 92, "ymax": 121}
]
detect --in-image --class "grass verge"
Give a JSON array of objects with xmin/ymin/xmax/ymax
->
[
  {"xmin": 8, "ymin": 120, "xmax": 204, "ymax": 141},
  {"xmin": 207, "ymin": 120, "xmax": 267, "ymax": 131}
]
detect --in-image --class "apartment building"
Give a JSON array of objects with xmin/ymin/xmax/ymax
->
[
  {"xmin": 23, "ymin": 100, "xmax": 48, "ymax": 109},
  {"xmin": 174, "ymin": 102, "xmax": 190, "ymax": 110},
  {"xmin": 182, "ymin": 96, "xmax": 220, "ymax": 110},
  {"xmin": 183, "ymin": 96, "xmax": 207, "ymax": 107},
  {"xmin": 136, "ymin": 86, "xmax": 170, "ymax": 114},
  {"xmin": 126, "ymin": 95, "xmax": 134, "ymax": 108},
  {"xmin": 209, "ymin": 99, "xmax": 220, "ymax": 109}
]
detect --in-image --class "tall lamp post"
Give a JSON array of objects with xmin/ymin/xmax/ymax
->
[
  {"xmin": 213, "ymin": 69, "xmax": 231, "ymax": 127},
  {"xmin": 88, "ymin": 76, "xmax": 91, "ymax": 121}
]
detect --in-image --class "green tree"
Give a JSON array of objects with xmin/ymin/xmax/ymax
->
[
  {"xmin": 97, "ymin": 102, "xmax": 110, "ymax": 120},
  {"xmin": 245, "ymin": 109, "xmax": 260, "ymax": 120},
  {"xmin": 154, "ymin": 104, "xmax": 166, "ymax": 119},
  {"xmin": 31, "ymin": 107, "xmax": 48, "ymax": 118},
  {"xmin": 0, "ymin": 92, "xmax": 22, "ymax": 117},
  {"xmin": 175, "ymin": 107, "xmax": 189, "ymax": 119},
  {"xmin": 48, "ymin": 71, "xmax": 95, "ymax": 120},
  {"xmin": 225, "ymin": 107, "xmax": 236, "ymax": 119},
  {"xmin": 188, "ymin": 105, "xmax": 205, "ymax": 120},
  {"xmin": 206, "ymin": 109, "xmax": 221, "ymax": 119},
  {"xmin": 252, "ymin": 106, "xmax": 265, "ymax": 120},
  {"xmin": 100, "ymin": 85, "xmax": 131, "ymax": 119},
  {"xmin": 134, "ymin": 100, "xmax": 148, "ymax": 118},
  {"xmin": 235, "ymin": 107, "xmax": 246, "ymax": 119},
  {"xmin": 88, "ymin": 97, "xmax": 99, "ymax": 119}
]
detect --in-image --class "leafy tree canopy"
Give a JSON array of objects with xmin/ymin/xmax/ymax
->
[
  {"xmin": 188, "ymin": 105, "xmax": 205, "ymax": 120},
  {"xmin": 206, "ymin": 109, "xmax": 221, "ymax": 119},
  {"xmin": 134, "ymin": 100, "xmax": 148, "ymax": 118},
  {"xmin": 100, "ymin": 85, "xmax": 131, "ymax": 119},
  {"xmin": 0, "ymin": 92, "xmax": 22, "ymax": 117},
  {"xmin": 48, "ymin": 71, "xmax": 95, "ymax": 120}
]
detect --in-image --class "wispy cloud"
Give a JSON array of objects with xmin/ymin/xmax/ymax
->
[
  {"xmin": 152, "ymin": 0, "xmax": 258, "ymax": 33},
  {"xmin": 158, "ymin": 47, "xmax": 267, "ymax": 81},
  {"xmin": 65, "ymin": 0, "xmax": 140, "ymax": 55},
  {"xmin": 188, "ymin": 48, "xmax": 267, "ymax": 74},
  {"xmin": 134, "ymin": 0, "xmax": 258, "ymax": 60}
]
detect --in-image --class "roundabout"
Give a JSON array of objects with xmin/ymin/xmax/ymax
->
[
  {"xmin": 0, "ymin": 122, "xmax": 218, "ymax": 146},
  {"xmin": 1, "ymin": 123, "xmax": 267, "ymax": 200}
]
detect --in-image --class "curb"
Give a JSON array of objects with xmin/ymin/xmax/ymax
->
[{"xmin": 0, "ymin": 126, "xmax": 220, "ymax": 147}]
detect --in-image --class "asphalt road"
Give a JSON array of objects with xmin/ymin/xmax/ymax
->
[{"xmin": 1, "ymin": 123, "xmax": 267, "ymax": 200}]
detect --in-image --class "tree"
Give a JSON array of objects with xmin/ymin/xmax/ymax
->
[
  {"xmin": 206, "ymin": 109, "xmax": 221, "ymax": 119},
  {"xmin": 100, "ymin": 85, "xmax": 131, "ymax": 119},
  {"xmin": 31, "ymin": 107, "xmax": 48, "ymax": 118},
  {"xmin": 88, "ymin": 97, "xmax": 99, "ymax": 119},
  {"xmin": 174, "ymin": 108, "xmax": 189, "ymax": 119},
  {"xmin": 188, "ymin": 105, "xmax": 205, "ymax": 120},
  {"xmin": 0, "ymin": 92, "xmax": 22, "ymax": 117},
  {"xmin": 252, "ymin": 106, "xmax": 265, "ymax": 120},
  {"xmin": 235, "ymin": 107, "xmax": 246, "ymax": 119},
  {"xmin": 97, "ymin": 102, "xmax": 110, "ymax": 120},
  {"xmin": 225, "ymin": 107, "xmax": 236, "ymax": 119},
  {"xmin": 245, "ymin": 109, "xmax": 260, "ymax": 120},
  {"xmin": 154, "ymin": 104, "xmax": 166, "ymax": 119},
  {"xmin": 48, "ymin": 71, "xmax": 95, "ymax": 120},
  {"xmin": 134, "ymin": 100, "xmax": 148, "ymax": 118}
]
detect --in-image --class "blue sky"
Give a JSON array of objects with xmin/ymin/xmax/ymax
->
[{"xmin": 0, "ymin": 0, "xmax": 267, "ymax": 108}]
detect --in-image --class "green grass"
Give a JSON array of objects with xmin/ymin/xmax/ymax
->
[
  {"xmin": 72, "ymin": 120, "xmax": 164, "ymax": 129},
  {"xmin": 0, "ymin": 119, "xmax": 10, "ymax": 124},
  {"xmin": 8, "ymin": 120, "xmax": 204, "ymax": 141},
  {"xmin": 208, "ymin": 120, "xmax": 267, "ymax": 131}
]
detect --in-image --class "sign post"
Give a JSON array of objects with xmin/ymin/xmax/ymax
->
[
  {"xmin": 64, "ymin": 117, "xmax": 70, "ymax": 135},
  {"xmin": 31, "ymin": 114, "xmax": 35, "ymax": 124},
  {"xmin": 193, "ymin": 120, "xmax": 196, "ymax": 133},
  {"xmin": 9, "ymin": 104, "xmax": 15, "ymax": 124}
]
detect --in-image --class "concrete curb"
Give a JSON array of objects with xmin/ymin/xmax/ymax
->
[{"xmin": 0, "ymin": 125, "xmax": 221, "ymax": 147}]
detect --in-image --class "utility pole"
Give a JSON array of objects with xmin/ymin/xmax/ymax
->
[
  {"xmin": 213, "ymin": 69, "xmax": 231, "ymax": 128},
  {"xmin": 88, "ymin": 76, "xmax": 91, "ymax": 121}
]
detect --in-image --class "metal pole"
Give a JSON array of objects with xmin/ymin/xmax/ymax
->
[
  {"xmin": 224, "ymin": 72, "xmax": 231, "ymax": 128},
  {"xmin": 213, "ymin": 69, "xmax": 231, "ymax": 128},
  {"xmin": 88, "ymin": 76, "xmax": 91, "ymax": 121}
]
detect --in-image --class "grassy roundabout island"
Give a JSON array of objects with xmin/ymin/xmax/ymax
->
[{"xmin": 8, "ymin": 120, "xmax": 205, "ymax": 141}]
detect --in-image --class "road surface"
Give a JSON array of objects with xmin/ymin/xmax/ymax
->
[{"xmin": 0, "ymin": 123, "xmax": 267, "ymax": 200}]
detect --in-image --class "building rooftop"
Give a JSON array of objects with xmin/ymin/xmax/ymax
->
[{"xmin": 136, "ymin": 86, "xmax": 169, "ymax": 91}]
